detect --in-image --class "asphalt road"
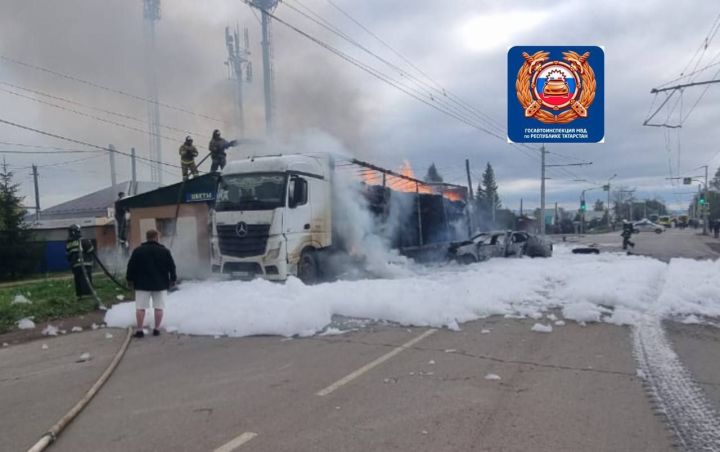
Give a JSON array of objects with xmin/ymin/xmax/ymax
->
[{"xmin": 2, "ymin": 228, "xmax": 720, "ymax": 452}]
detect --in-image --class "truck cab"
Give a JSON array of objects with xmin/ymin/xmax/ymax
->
[{"xmin": 211, "ymin": 154, "xmax": 332, "ymax": 282}]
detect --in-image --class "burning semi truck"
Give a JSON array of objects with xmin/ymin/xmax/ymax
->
[{"xmin": 211, "ymin": 153, "xmax": 469, "ymax": 283}]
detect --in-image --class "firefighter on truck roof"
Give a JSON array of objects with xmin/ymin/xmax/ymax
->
[{"xmin": 179, "ymin": 136, "xmax": 199, "ymax": 181}]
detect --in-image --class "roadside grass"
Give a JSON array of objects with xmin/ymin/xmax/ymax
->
[{"xmin": 0, "ymin": 275, "xmax": 131, "ymax": 334}]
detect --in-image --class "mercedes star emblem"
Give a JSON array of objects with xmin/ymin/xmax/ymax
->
[{"xmin": 236, "ymin": 221, "xmax": 248, "ymax": 237}]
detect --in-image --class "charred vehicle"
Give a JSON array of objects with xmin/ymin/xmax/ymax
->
[{"xmin": 449, "ymin": 230, "xmax": 553, "ymax": 263}]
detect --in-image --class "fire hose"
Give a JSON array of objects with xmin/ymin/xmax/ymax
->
[{"xmin": 26, "ymin": 327, "xmax": 133, "ymax": 452}]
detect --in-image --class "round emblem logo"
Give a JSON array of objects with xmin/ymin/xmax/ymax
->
[
  {"xmin": 516, "ymin": 50, "xmax": 596, "ymax": 124},
  {"xmin": 236, "ymin": 222, "xmax": 248, "ymax": 237}
]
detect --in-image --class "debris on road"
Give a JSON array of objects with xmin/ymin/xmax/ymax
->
[
  {"xmin": 71, "ymin": 326, "xmax": 83, "ymax": 332},
  {"xmin": 42, "ymin": 324, "xmax": 58, "ymax": 336},
  {"xmin": 531, "ymin": 323, "xmax": 553, "ymax": 333},
  {"xmin": 484, "ymin": 373, "xmax": 502, "ymax": 380},
  {"xmin": 77, "ymin": 352, "xmax": 91, "ymax": 362},
  {"xmin": 104, "ymin": 333, "xmax": 114, "ymax": 339},
  {"xmin": 41, "ymin": 343, "xmax": 48, "ymax": 350},
  {"xmin": 17, "ymin": 318, "xmax": 35, "ymax": 330}
]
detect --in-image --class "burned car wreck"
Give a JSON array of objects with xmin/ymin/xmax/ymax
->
[{"xmin": 448, "ymin": 230, "xmax": 553, "ymax": 264}]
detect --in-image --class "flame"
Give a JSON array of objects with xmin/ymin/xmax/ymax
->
[{"xmin": 358, "ymin": 160, "xmax": 467, "ymax": 201}]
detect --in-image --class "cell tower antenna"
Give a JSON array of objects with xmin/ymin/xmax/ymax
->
[
  {"xmin": 143, "ymin": 0, "xmax": 163, "ymax": 184},
  {"xmin": 225, "ymin": 24, "xmax": 252, "ymax": 137},
  {"xmin": 248, "ymin": 0, "xmax": 279, "ymax": 137}
]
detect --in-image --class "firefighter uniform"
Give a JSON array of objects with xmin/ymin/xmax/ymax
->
[
  {"xmin": 209, "ymin": 130, "xmax": 237, "ymax": 173},
  {"xmin": 66, "ymin": 228, "xmax": 95, "ymax": 297},
  {"xmin": 179, "ymin": 138, "xmax": 199, "ymax": 181}
]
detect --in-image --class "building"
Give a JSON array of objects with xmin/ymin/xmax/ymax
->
[
  {"xmin": 28, "ymin": 181, "xmax": 158, "ymax": 272},
  {"xmin": 116, "ymin": 174, "xmax": 219, "ymax": 278}
]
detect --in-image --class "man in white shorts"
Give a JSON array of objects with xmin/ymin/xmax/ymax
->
[{"xmin": 126, "ymin": 229, "xmax": 177, "ymax": 338}]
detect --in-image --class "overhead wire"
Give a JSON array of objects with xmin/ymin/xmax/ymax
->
[
  {"xmin": 0, "ymin": 54, "xmax": 229, "ymax": 125},
  {"xmin": 0, "ymin": 117, "xmax": 182, "ymax": 169},
  {"xmin": 0, "ymin": 80, "xmax": 205, "ymax": 138}
]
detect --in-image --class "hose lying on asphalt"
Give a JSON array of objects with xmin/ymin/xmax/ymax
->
[{"xmin": 26, "ymin": 327, "xmax": 133, "ymax": 452}]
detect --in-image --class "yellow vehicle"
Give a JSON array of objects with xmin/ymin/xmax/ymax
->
[
  {"xmin": 677, "ymin": 214, "xmax": 689, "ymax": 228},
  {"xmin": 658, "ymin": 216, "xmax": 672, "ymax": 228}
]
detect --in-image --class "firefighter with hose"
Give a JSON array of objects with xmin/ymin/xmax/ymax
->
[
  {"xmin": 208, "ymin": 129, "xmax": 238, "ymax": 172},
  {"xmin": 179, "ymin": 136, "xmax": 199, "ymax": 181},
  {"xmin": 65, "ymin": 224, "xmax": 95, "ymax": 300}
]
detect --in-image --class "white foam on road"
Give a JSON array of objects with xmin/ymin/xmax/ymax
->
[{"xmin": 105, "ymin": 246, "xmax": 720, "ymax": 338}]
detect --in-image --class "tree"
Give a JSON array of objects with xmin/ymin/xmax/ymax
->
[
  {"xmin": 473, "ymin": 163, "xmax": 501, "ymax": 228},
  {"xmin": 593, "ymin": 199, "xmax": 604, "ymax": 212},
  {"xmin": 424, "ymin": 163, "xmax": 443, "ymax": 183},
  {"xmin": 481, "ymin": 162, "xmax": 501, "ymax": 211},
  {"xmin": 0, "ymin": 160, "xmax": 38, "ymax": 280}
]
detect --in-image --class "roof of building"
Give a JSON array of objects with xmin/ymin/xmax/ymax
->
[
  {"xmin": 33, "ymin": 181, "xmax": 159, "ymax": 222},
  {"xmin": 117, "ymin": 174, "xmax": 219, "ymax": 209}
]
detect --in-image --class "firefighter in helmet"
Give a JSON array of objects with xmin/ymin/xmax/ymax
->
[
  {"xmin": 208, "ymin": 129, "xmax": 238, "ymax": 173},
  {"xmin": 65, "ymin": 224, "xmax": 95, "ymax": 298},
  {"xmin": 621, "ymin": 220, "xmax": 635, "ymax": 250},
  {"xmin": 179, "ymin": 136, "xmax": 199, "ymax": 181}
]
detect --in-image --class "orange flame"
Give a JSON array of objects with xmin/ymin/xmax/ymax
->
[{"xmin": 358, "ymin": 160, "xmax": 466, "ymax": 202}]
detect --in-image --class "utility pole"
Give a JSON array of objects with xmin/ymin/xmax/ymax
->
[
  {"xmin": 143, "ymin": 0, "xmax": 163, "ymax": 184},
  {"xmin": 543, "ymin": 148, "xmax": 593, "ymax": 235},
  {"xmin": 605, "ymin": 174, "xmax": 616, "ymax": 228},
  {"xmin": 465, "ymin": 159, "xmax": 474, "ymax": 201},
  {"xmin": 248, "ymin": 0, "xmax": 279, "ymax": 137},
  {"xmin": 520, "ymin": 198, "xmax": 523, "ymax": 216},
  {"xmin": 540, "ymin": 146, "xmax": 546, "ymax": 235},
  {"xmin": 465, "ymin": 159, "xmax": 475, "ymax": 233},
  {"xmin": 31, "ymin": 164, "xmax": 40, "ymax": 223},
  {"xmin": 703, "ymin": 165, "xmax": 709, "ymax": 235},
  {"xmin": 108, "ymin": 144, "xmax": 117, "ymax": 192},
  {"xmin": 131, "ymin": 147, "xmax": 137, "ymax": 193},
  {"xmin": 225, "ymin": 25, "xmax": 251, "ymax": 137},
  {"xmin": 491, "ymin": 191, "xmax": 496, "ymax": 225}
]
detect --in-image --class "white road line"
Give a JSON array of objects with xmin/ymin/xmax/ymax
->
[
  {"xmin": 316, "ymin": 328, "xmax": 437, "ymax": 397},
  {"xmin": 213, "ymin": 432, "xmax": 258, "ymax": 452}
]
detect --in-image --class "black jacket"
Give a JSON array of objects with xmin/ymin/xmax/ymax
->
[{"xmin": 126, "ymin": 241, "xmax": 177, "ymax": 291}]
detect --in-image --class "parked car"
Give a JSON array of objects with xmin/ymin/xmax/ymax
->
[
  {"xmin": 449, "ymin": 230, "xmax": 553, "ymax": 264},
  {"xmin": 633, "ymin": 219, "xmax": 663, "ymax": 234}
]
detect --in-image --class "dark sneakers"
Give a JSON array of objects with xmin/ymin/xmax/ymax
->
[
  {"xmin": 152, "ymin": 329, "xmax": 160, "ymax": 337},
  {"xmin": 134, "ymin": 330, "xmax": 144, "ymax": 339}
]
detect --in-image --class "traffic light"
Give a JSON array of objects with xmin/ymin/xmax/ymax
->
[
  {"xmin": 699, "ymin": 193, "xmax": 706, "ymax": 206},
  {"xmin": 580, "ymin": 200, "xmax": 587, "ymax": 212}
]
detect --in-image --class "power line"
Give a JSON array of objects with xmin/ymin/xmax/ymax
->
[
  {"xmin": 0, "ymin": 80, "xmax": 204, "ymax": 137},
  {"xmin": 0, "ymin": 87, "xmax": 213, "ymax": 151},
  {"xmin": 0, "ymin": 54, "xmax": 229, "ymax": 125},
  {"xmin": 287, "ymin": 0, "xmax": 506, "ymax": 136},
  {"xmin": 321, "ymin": 0, "xmax": 507, "ymax": 135},
  {"xmin": 0, "ymin": 117, "xmax": 182, "ymax": 169}
]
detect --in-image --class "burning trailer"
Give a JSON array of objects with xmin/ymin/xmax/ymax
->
[{"xmin": 212, "ymin": 153, "xmax": 469, "ymax": 282}]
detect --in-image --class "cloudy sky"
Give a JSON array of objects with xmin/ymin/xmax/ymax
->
[{"xmin": 1, "ymin": 0, "xmax": 720, "ymax": 212}]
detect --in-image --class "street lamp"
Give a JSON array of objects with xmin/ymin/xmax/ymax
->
[{"xmin": 606, "ymin": 174, "xmax": 617, "ymax": 228}]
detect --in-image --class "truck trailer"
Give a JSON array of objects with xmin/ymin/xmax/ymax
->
[{"xmin": 210, "ymin": 153, "xmax": 468, "ymax": 283}]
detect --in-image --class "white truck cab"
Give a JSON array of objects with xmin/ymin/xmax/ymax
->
[{"xmin": 211, "ymin": 153, "xmax": 332, "ymax": 283}]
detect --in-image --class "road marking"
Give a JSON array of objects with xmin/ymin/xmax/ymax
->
[
  {"xmin": 213, "ymin": 432, "xmax": 258, "ymax": 452},
  {"xmin": 316, "ymin": 328, "xmax": 437, "ymax": 397}
]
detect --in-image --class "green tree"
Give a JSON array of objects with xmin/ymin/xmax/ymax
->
[
  {"xmin": 424, "ymin": 163, "xmax": 443, "ymax": 183},
  {"xmin": 481, "ymin": 162, "xmax": 501, "ymax": 211},
  {"xmin": 0, "ymin": 160, "xmax": 38, "ymax": 280}
]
